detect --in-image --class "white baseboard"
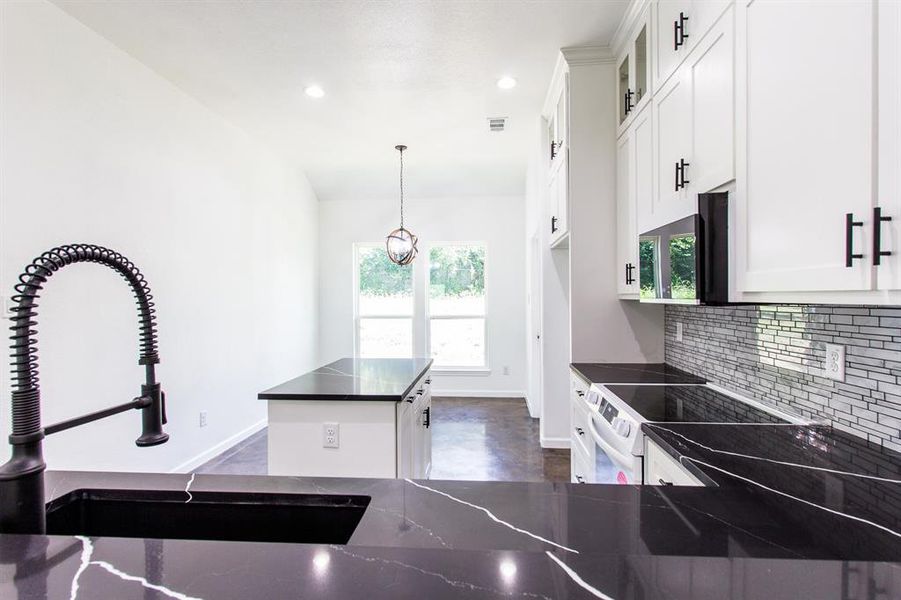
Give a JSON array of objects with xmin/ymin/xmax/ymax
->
[
  {"xmin": 169, "ymin": 418, "xmax": 267, "ymax": 474},
  {"xmin": 540, "ymin": 436, "xmax": 571, "ymax": 449},
  {"xmin": 431, "ymin": 389, "xmax": 526, "ymax": 399}
]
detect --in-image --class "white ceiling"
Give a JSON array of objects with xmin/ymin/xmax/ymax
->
[{"xmin": 53, "ymin": 0, "xmax": 628, "ymax": 201}]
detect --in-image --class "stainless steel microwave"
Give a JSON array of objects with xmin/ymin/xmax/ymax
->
[{"xmin": 638, "ymin": 192, "xmax": 728, "ymax": 304}]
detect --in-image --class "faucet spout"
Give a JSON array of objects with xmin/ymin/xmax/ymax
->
[{"xmin": 0, "ymin": 244, "xmax": 168, "ymax": 534}]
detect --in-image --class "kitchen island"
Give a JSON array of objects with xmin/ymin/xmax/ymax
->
[{"xmin": 259, "ymin": 357, "xmax": 433, "ymax": 479}]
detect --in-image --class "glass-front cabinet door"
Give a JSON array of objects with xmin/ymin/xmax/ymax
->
[
  {"xmin": 634, "ymin": 25, "xmax": 648, "ymax": 106},
  {"xmin": 617, "ymin": 17, "xmax": 650, "ymax": 132}
]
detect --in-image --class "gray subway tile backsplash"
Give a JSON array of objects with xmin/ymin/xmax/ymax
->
[{"xmin": 665, "ymin": 304, "xmax": 901, "ymax": 451}]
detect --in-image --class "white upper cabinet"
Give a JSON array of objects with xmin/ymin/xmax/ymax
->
[
  {"xmin": 545, "ymin": 70, "xmax": 569, "ymax": 248},
  {"xmin": 547, "ymin": 77, "xmax": 567, "ymax": 176},
  {"xmin": 617, "ymin": 13, "xmax": 651, "ymax": 136},
  {"xmin": 618, "ymin": 105, "xmax": 653, "ymax": 297},
  {"xmin": 686, "ymin": 9, "xmax": 734, "ymax": 195},
  {"xmin": 877, "ymin": 0, "xmax": 901, "ymax": 291},
  {"xmin": 652, "ymin": 62, "xmax": 692, "ymax": 230},
  {"xmin": 653, "ymin": 0, "xmax": 731, "ymax": 90},
  {"xmin": 648, "ymin": 5, "xmax": 734, "ymax": 232},
  {"xmin": 734, "ymin": 0, "xmax": 875, "ymax": 293},
  {"xmin": 617, "ymin": 129, "xmax": 637, "ymax": 296},
  {"xmin": 549, "ymin": 153, "xmax": 569, "ymax": 248}
]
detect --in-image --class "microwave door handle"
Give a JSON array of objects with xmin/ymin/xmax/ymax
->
[{"xmin": 587, "ymin": 413, "xmax": 635, "ymax": 468}]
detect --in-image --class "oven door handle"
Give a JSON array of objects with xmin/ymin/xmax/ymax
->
[{"xmin": 587, "ymin": 412, "xmax": 635, "ymax": 468}]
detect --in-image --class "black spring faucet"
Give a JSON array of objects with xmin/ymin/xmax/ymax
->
[{"xmin": 0, "ymin": 244, "xmax": 169, "ymax": 534}]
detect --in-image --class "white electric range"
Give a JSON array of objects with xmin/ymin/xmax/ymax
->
[{"xmin": 571, "ymin": 383, "xmax": 806, "ymax": 485}]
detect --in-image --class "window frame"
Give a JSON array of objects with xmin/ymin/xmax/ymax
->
[
  {"xmin": 353, "ymin": 242, "xmax": 415, "ymax": 359},
  {"xmin": 425, "ymin": 241, "xmax": 490, "ymax": 373}
]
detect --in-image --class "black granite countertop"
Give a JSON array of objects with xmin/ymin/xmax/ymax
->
[
  {"xmin": 258, "ymin": 357, "xmax": 433, "ymax": 401},
  {"xmin": 643, "ymin": 422, "xmax": 901, "ymax": 561},
  {"xmin": 3, "ymin": 468, "xmax": 901, "ymax": 598},
  {"xmin": 570, "ymin": 363, "xmax": 705, "ymax": 385}
]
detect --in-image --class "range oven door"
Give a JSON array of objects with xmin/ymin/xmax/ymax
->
[{"xmin": 586, "ymin": 410, "xmax": 642, "ymax": 485}]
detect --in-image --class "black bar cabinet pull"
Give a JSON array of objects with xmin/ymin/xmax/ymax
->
[
  {"xmin": 674, "ymin": 12, "xmax": 689, "ymax": 50},
  {"xmin": 551, "ymin": 215, "xmax": 558, "ymax": 233},
  {"xmin": 874, "ymin": 206, "xmax": 893, "ymax": 266},
  {"xmin": 658, "ymin": 478, "xmax": 674, "ymax": 486},
  {"xmin": 674, "ymin": 161, "xmax": 681, "ymax": 191},
  {"xmin": 550, "ymin": 140, "xmax": 557, "ymax": 160},
  {"xmin": 626, "ymin": 263, "xmax": 635, "ymax": 285},
  {"xmin": 845, "ymin": 213, "xmax": 864, "ymax": 267},
  {"xmin": 679, "ymin": 159, "xmax": 690, "ymax": 188},
  {"xmin": 423, "ymin": 407, "xmax": 430, "ymax": 429}
]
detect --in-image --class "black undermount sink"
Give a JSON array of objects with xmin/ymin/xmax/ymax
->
[{"xmin": 46, "ymin": 489, "xmax": 370, "ymax": 544}]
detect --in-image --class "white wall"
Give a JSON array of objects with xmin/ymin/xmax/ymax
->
[
  {"xmin": 0, "ymin": 0, "xmax": 319, "ymax": 473},
  {"xmin": 318, "ymin": 197, "xmax": 527, "ymax": 397}
]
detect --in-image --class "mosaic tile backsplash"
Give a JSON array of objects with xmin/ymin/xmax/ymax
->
[{"xmin": 665, "ymin": 304, "xmax": 901, "ymax": 450}]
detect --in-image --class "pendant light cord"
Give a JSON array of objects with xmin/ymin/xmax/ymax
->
[{"xmin": 398, "ymin": 147, "xmax": 405, "ymax": 230}]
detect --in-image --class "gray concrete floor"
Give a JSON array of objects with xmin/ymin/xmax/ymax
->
[{"xmin": 197, "ymin": 397, "xmax": 570, "ymax": 482}]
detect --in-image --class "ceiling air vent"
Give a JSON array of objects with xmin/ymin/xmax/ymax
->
[{"xmin": 487, "ymin": 117, "xmax": 507, "ymax": 132}]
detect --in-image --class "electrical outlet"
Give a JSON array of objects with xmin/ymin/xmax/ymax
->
[
  {"xmin": 675, "ymin": 322, "xmax": 684, "ymax": 342},
  {"xmin": 503, "ymin": 365, "xmax": 510, "ymax": 376},
  {"xmin": 824, "ymin": 344, "xmax": 845, "ymax": 382},
  {"xmin": 199, "ymin": 411, "xmax": 208, "ymax": 428},
  {"xmin": 323, "ymin": 422, "xmax": 339, "ymax": 448}
]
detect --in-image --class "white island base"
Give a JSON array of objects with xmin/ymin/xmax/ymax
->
[{"xmin": 266, "ymin": 368, "xmax": 432, "ymax": 479}]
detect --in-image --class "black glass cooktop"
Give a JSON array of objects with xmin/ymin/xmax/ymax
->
[{"xmin": 604, "ymin": 385, "xmax": 790, "ymax": 424}]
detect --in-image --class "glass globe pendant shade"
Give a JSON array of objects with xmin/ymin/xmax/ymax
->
[{"xmin": 386, "ymin": 227, "xmax": 418, "ymax": 265}]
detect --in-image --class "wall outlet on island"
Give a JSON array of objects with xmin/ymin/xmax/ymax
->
[
  {"xmin": 323, "ymin": 422, "xmax": 339, "ymax": 448},
  {"xmin": 675, "ymin": 322, "xmax": 684, "ymax": 342},
  {"xmin": 199, "ymin": 411, "xmax": 208, "ymax": 428},
  {"xmin": 503, "ymin": 365, "xmax": 510, "ymax": 375},
  {"xmin": 825, "ymin": 343, "xmax": 845, "ymax": 382}
]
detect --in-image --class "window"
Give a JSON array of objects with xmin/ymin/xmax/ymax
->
[
  {"xmin": 427, "ymin": 245, "xmax": 486, "ymax": 368},
  {"xmin": 355, "ymin": 245, "xmax": 413, "ymax": 358}
]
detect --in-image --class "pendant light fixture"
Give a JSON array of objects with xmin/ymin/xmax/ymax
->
[{"xmin": 386, "ymin": 144, "xmax": 418, "ymax": 265}]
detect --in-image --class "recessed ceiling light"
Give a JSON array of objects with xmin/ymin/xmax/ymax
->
[
  {"xmin": 497, "ymin": 76, "xmax": 517, "ymax": 90},
  {"xmin": 304, "ymin": 85, "xmax": 325, "ymax": 99}
]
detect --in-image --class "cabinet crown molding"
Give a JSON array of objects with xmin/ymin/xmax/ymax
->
[{"xmin": 560, "ymin": 45, "xmax": 615, "ymax": 66}]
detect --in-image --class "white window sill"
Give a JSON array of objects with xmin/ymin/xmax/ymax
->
[{"xmin": 431, "ymin": 367, "xmax": 492, "ymax": 376}]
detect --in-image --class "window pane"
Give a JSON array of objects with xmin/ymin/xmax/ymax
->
[
  {"xmin": 429, "ymin": 245, "xmax": 485, "ymax": 316},
  {"xmin": 359, "ymin": 318, "xmax": 412, "ymax": 358},
  {"xmin": 430, "ymin": 318, "xmax": 485, "ymax": 367},
  {"xmin": 358, "ymin": 246, "xmax": 412, "ymax": 316}
]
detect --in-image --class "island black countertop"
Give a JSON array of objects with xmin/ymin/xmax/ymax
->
[
  {"xmin": 258, "ymin": 357, "xmax": 433, "ymax": 401},
  {"xmin": 570, "ymin": 362, "xmax": 705, "ymax": 385},
  {"xmin": 2, "ymin": 467, "xmax": 901, "ymax": 599}
]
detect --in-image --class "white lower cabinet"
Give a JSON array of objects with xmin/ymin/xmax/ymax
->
[
  {"xmin": 734, "ymin": 0, "xmax": 875, "ymax": 293},
  {"xmin": 644, "ymin": 438, "xmax": 703, "ymax": 487},
  {"xmin": 398, "ymin": 373, "xmax": 432, "ymax": 479},
  {"xmin": 569, "ymin": 372, "xmax": 594, "ymax": 483}
]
